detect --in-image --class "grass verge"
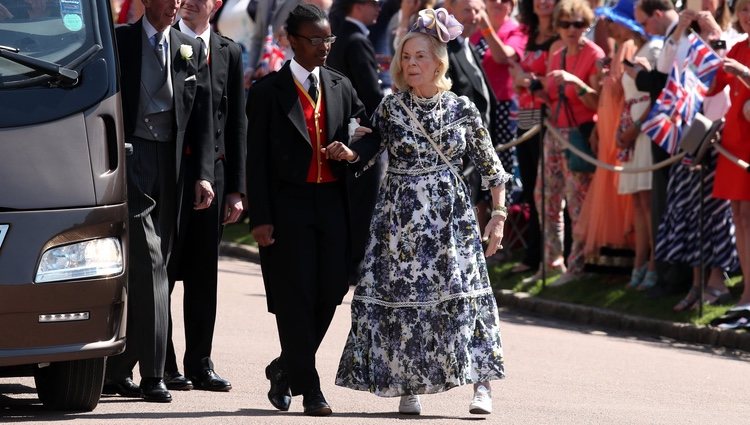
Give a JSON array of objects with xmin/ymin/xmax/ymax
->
[
  {"xmin": 488, "ymin": 255, "xmax": 743, "ymax": 327},
  {"xmin": 222, "ymin": 219, "xmax": 256, "ymax": 246}
]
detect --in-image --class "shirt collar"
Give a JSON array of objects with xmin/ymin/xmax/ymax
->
[
  {"xmin": 290, "ymin": 58, "xmax": 320, "ymax": 86},
  {"xmin": 178, "ymin": 19, "xmax": 211, "ymax": 53},
  {"xmin": 345, "ymin": 17, "xmax": 369, "ymax": 37},
  {"xmin": 143, "ymin": 17, "xmax": 171, "ymax": 44},
  {"xmin": 665, "ymin": 20, "xmax": 678, "ymax": 38}
]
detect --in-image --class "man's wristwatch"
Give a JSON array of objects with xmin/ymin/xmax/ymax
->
[{"xmin": 742, "ymin": 67, "xmax": 750, "ymax": 79}]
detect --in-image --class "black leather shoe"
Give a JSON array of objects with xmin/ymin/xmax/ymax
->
[
  {"xmin": 303, "ymin": 389, "xmax": 332, "ymax": 416},
  {"xmin": 140, "ymin": 378, "xmax": 172, "ymax": 403},
  {"xmin": 189, "ymin": 368, "xmax": 232, "ymax": 392},
  {"xmin": 265, "ymin": 358, "xmax": 291, "ymax": 411},
  {"xmin": 164, "ymin": 371, "xmax": 194, "ymax": 391},
  {"xmin": 102, "ymin": 377, "xmax": 141, "ymax": 397}
]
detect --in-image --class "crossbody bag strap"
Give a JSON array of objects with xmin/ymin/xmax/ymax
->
[
  {"xmin": 554, "ymin": 48, "xmax": 578, "ymax": 127},
  {"xmin": 396, "ymin": 95, "xmax": 468, "ymax": 192}
]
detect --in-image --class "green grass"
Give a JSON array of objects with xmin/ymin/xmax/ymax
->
[
  {"xmin": 222, "ymin": 218, "xmax": 256, "ymax": 246},
  {"xmin": 221, "ymin": 224, "xmax": 739, "ymax": 327},
  {"xmin": 488, "ymin": 255, "xmax": 743, "ymax": 326}
]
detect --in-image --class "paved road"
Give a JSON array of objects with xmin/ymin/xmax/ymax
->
[{"xmin": 2, "ymin": 258, "xmax": 750, "ymax": 424}]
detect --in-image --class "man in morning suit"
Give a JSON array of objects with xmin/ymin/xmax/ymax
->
[
  {"xmin": 164, "ymin": 0, "xmax": 247, "ymax": 393},
  {"xmin": 103, "ymin": 0, "xmax": 215, "ymax": 403},
  {"xmin": 325, "ymin": 0, "xmax": 384, "ymax": 278},
  {"xmin": 245, "ymin": 3, "xmax": 378, "ymax": 416},
  {"xmin": 444, "ymin": 0, "xmax": 497, "ymax": 227}
]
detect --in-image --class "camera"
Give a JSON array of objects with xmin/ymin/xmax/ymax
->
[{"xmin": 710, "ymin": 40, "xmax": 727, "ymax": 50}]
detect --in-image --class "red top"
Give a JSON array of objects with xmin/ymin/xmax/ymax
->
[
  {"xmin": 517, "ymin": 35, "xmax": 558, "ymax": 111},
  {"xmin": 471, "ymin": 20, "xmax": 528, "ymax": 101},
  {"xmin": 546, "ymin": 39, "xmax": 604, "ymax": 127},
  {"xmin": 294, "ymin": 83, "xmax": 337, "ymax": 183},
  {"xmin": 709, "ymin": 41, "xmax": 750, "ymax": 200}
]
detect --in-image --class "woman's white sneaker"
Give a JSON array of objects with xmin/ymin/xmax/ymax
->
[
  {"xmin": 398, "ymin": 394, "xmax": 422, "ymax": 415},
  {"xmin": 469, "ymin": 385, "xmax": 492, "ymax": 414}
]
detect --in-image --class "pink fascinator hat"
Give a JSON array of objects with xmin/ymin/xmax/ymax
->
[{"xmin": 410, "ymin": 8, "xmax": 463, "ymax": 43}]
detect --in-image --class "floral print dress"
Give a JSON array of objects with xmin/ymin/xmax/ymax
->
[{"xmin": 335, "ymin": 90, "xmax": 509, "ymax": 397}]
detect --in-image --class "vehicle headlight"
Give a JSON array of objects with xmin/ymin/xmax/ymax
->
[{"xmin": 35, "ymin": 237, "xmax": 123, "ymax": 283}]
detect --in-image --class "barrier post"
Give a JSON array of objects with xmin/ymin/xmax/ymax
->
[
  {"xmin": 698, "ymin": 163, "xmax": 705, "ymax": 318},
  {"xmin": 540, "ymin": 107, "xmax": 547, "ymax": 288}
]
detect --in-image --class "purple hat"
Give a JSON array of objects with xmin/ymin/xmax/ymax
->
[
  {"xmin": 596, "ymin": 0, "xmax": 646, "ymax": 37},
  {"xmin": 410, "ymin": 8, "xmax": 463, "ymax": 43}
]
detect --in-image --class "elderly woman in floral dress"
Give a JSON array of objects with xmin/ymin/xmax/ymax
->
[{"xmin": 324, "ymin": 8, "xmax": 509, "ymax": 417}]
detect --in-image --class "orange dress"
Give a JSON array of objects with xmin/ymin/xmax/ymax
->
[{"xmin": 574, "ymin": 41, "xmax": 635, "ymax": 256}]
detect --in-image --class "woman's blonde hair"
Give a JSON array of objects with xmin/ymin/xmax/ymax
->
[
  {"xmin": 734, "ymin": 0, "xmax": 750, "ymax": 33},
  {"xmin": 391, "ymin": 31, "xmax": 452, "ymax": 93},
  {"xmin": 553, "ymin": 0, "xmax": 595, "ymax": 31}
]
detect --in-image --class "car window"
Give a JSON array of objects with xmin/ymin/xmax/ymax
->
[{"xmin": 0, "ymin": 0, "xmax": 95, "ymax": 83}]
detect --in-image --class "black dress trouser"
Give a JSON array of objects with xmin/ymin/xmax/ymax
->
[{"xmin": 261, "ymin": 182, "xmax": 348, "ymax": 395}]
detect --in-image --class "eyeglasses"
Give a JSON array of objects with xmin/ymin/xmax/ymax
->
[
  {"xmin": 291, "ymin": 34, "xmax": 337, "ymax": 46},
  {"xmin": 558, "ymin": 20, "xmax": 587, "ymax": 29}
]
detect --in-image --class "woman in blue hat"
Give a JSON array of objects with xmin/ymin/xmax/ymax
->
[{"xmin": 602, "ymin": 0, "xmax": 663, "ymax": 291}]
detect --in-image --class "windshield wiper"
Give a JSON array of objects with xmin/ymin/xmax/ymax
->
[{"xmin": 0, "ymin": 45, "xmax": 79, "ymax": 86}]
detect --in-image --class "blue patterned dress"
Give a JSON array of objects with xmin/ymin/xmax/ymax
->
[{"xmin": 335, "ymin": 90, "xmax": 510, "ymax": 397}]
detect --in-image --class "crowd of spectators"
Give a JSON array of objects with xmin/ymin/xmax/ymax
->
[{"xmin": 103, "ymin": 0, "xmax": 750, "ymax": 318}]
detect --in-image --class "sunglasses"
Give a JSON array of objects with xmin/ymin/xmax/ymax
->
[
  {"xmin": 558, "ymin": 20, "xmax": 587, "ymax": 29},
  {"xmin": 291, "ymin": 34, "xmax": 337, "ymax": 46}
]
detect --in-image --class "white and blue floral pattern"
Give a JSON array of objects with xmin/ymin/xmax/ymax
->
[{"xmin": 335, "ymin": 91, "xmax": 510, "ymax": 397}]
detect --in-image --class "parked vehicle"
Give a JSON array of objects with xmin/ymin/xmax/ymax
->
[{"xmin": 0, "ymin": 0, "xmax": 127, "ymax": 411}]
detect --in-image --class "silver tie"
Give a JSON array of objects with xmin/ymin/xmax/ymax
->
[{"xmin": 154, "ymin": 32, "xmax": 166, "ymax": 69}]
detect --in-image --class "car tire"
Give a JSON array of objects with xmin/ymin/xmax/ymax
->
[{"xmin": 34, "ymin": 357, "xmax": 105, "ymax": 411}]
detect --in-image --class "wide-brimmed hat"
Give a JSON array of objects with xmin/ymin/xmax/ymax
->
[{"xmin": 595, "ymin": 0, "xmax": 645, "ymax": 37}]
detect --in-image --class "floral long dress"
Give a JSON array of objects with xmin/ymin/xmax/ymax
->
[{"xmin": 335, "ymin": 90, "xmax": 510, "ymax": 397}]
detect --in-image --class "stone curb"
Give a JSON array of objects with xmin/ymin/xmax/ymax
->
[
  {"xmin": 496, "ymin": 289, "xmax": 750, "ymax": 352},
  {"xmin": 219, "ymin": 242, "xmax": 750, "ymax": 352}
]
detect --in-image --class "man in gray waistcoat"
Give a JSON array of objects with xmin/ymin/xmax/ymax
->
[{"xmin": 102, "ymin": 0, "xmax": 215, "ymax": 403}]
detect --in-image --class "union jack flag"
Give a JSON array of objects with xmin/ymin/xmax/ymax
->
[
  {"xmin": 684, "ymin": 32, "xmax": 722, "ymax": 87},
  {"xmin": 642, "ymin": 65, "xmax": 689, "ymax": 155},
  {"xmin": 642, "ymin": 34, "xmax": 721, "ymax": 155}
]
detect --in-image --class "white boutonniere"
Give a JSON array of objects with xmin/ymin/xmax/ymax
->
[{"xmin": 179, "ymin": 44, "xmax": 194, "ymax": 61}]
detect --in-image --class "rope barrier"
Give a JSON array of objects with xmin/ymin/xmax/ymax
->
[
  {"xmin": 463, "ymin": 119, "xmax": 749, "ymax": 177},
  {"xmin": 463, "ymin": 125, "xmax": 541, "ymax": 177},
  {"xmin": 714, "ymin": 142, "xmax": 750, "ymax": 172},
  {"xmin": 543, "ymin": 120, "xmax": 687, "ymax": 173},
  {"xmin": 496, "ymin": 125, "xmax": 540, "ymax": 152}
]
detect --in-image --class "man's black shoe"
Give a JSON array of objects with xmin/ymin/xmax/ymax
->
[
  {"xmin": 303, "ymin": 389, "xmax": 332, "ymax": 416},
  {"xmin": 265, "ymin": 358, "xmax": 291, "ymax": 411},
  {"xmin": 140, "ymin": 377, "xmax": 172, "ymax": 403},
  {"xmin": 102, "ymin": 377, "xmax": 141, "ymax": 397},
  {"xmin": 189, "ymin": 359, "xmax": 232, "ymax": 392},
  {"xmin": 164, "ymin": 371, "xmax": 194, "ymax": 391}
]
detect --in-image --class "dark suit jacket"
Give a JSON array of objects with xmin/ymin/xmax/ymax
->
[
  {"xmin": 327, "ymin": 20, "xmax": 384, "ymax": 116},
  {"xmin": 207, "ymin": 31, "xmax": 247, "ymax": 196},
  {"xmin": 115, "ymin": 20, "xmax": 214, "ymax": 190},
  {"xmin": 168, "ymin": 26, "xmax": 248, "ymax": 280},
  {"xmin": 636, "ymin": 69, "xmax": 668, "ymax": 105},
  {"xmin": 245, "ymin": 63, "xmax": 379, "ymax": 309},
  {"xmin": 446, "ymin": 38, "xmax": 497, "ymax": 130},
  {"xmin": 447, "ymin": 38, "xmax": 498, "ymax": 203}
]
